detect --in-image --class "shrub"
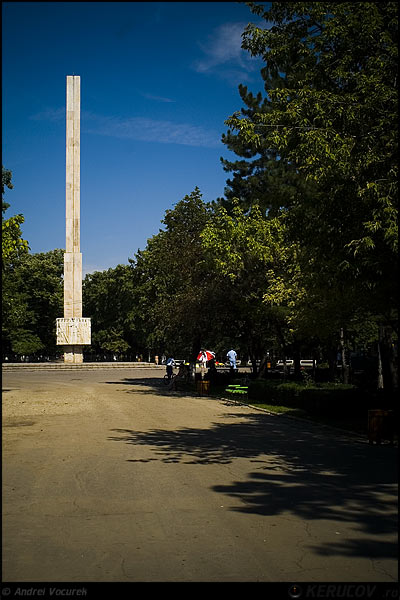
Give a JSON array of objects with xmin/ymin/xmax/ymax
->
[{"xmin": 248, "ymin": 380, "xmax": 367, "ymax": 416}]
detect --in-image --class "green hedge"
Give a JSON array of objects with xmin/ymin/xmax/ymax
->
[{"xmin": 248, "ymin": 380, "xmax": 373, "ymax": 416}]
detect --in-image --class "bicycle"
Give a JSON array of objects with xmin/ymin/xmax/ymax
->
[
  {"xmin": 163, "ymin": 364, "xmax": 192, "ymax": 386},
  {"xmin": 163, "ymin": 372, "xmax": 176, "ymax": 385}
]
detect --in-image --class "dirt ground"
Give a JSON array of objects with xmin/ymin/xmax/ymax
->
[{"xmin": 2, "ymin": 366, "xmax": 398, "ymax": 584}]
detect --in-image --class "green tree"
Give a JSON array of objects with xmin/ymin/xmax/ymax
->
[
  {"xmin": 228, "ymin": 1, "xmax": 397, "ymax": 301},
  {"xmin": 2, "ymin": 249, "xmax": 64, "ymax": 358},
  {"xmin": 131, "ymin": 188, "xmax": 218, "ymax": 361},
  {"xmin": 220, "ymin": 2, "xmax": 397, "ymax": 388},
  {"xmin": 2, "ymin": 166, "xmax": 12, "ymax": 213},
  {"xmin": 2, "ymin": 166, "xmax": 29, "ymax": 268},
  {"xmin": 83, "ymin": 264, "xmax": 137, "ymax": 358},
  {"xmin": 201, "ymin": 200, "xmax": 304, "ymax": 373},
  {"xmin": 218, "ymin": 84, "xmax": 313, "ymax": 217}
]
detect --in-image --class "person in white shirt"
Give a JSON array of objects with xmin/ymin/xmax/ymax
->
[
  {"xmin": 226, "ymin": 349, "xmax": 237, "ymax": 371},
  {"xmin": 198, "ymin": 349, "xmax": 208, "ymax": 379}
]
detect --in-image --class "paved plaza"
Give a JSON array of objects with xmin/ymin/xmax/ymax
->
[{"xmin": 2, "ymin": 367, "xmax": 398, "ymax": 582}]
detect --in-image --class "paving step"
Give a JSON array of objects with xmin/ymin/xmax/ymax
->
[{"xmin": 2, "ymin": 362, "xmax": 163, "ymax": 371}]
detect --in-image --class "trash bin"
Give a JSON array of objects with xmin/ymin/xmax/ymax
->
[
  {"xmin": 197, "ymin": 380, "xmax": 210, "ymax": 396},
  {"xmin": 368, "ymin": 409, "xmax": 394, "ymax": 444}
]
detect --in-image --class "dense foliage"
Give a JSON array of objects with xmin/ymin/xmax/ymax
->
[
  {"xmin": 2, "ymin": 247, "xmax": 64, "ymax": 358},
  {"xmin": 82, "ymin": 264, "xmax": 137, "ymax": 358},
  {"xmin": 2, "ymin": 166, "xmax": 29, "ymax": 268},
  {"xmin": 217, "ymin": 1, "xmax": 398, "ymax": 385},
  {"xmin": 3, "ymin": 167, "xmax": 64, "ymax": 358}
]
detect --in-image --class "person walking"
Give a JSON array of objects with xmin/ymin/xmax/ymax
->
[{"xmin": 226, "ymin": 348, "xmax": 237, "ymax": 372}]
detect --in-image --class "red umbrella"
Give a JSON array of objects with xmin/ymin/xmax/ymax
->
[{"xmin": 197, "ymin": 350, "xmax": 215, "ymax": 362}]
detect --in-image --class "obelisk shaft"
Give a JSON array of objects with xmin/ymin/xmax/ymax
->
[
  {"xmin": 56, "ymin": 75, "xmax": 91, "ymax": 361},
  {"xmin": 65, "ymin": 75, "xmax": 82, "ymax": 320}
]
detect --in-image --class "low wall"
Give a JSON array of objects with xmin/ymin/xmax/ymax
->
[{"xmin": 2, "ymin": 362, "xmax": 164, "ymax": 371}]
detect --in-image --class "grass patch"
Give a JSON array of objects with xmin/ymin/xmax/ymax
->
[
  {"xmin": 207, "ymin": 379, "xmax": 397, "ymax": 440},
  {"xmin": 246, "ymin": 402, "xmax": 307, "ymax": 417},
  {"xmin": 214, "ymin": 380, "xmax": 371, "ymax": 436},
  {"xmin": 248, "ymin": 400, "xmax": 368, "ymax": 434}
]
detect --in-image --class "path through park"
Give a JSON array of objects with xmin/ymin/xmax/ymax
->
[{"xmin": 2, "ymin": 367, "xmax": 398, "ymax": 582}]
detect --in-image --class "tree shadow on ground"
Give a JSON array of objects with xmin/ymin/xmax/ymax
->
[
  {"xmin": 109, "ymin": 410, "xmax": 398, "ymax": 560},
  {"xmin": 104, "ymin": 376, "xmax": 201, "ymax": 397},
  {"xmin": 105, "ymin": 377, "xmax": 165, "ymax": 389}
]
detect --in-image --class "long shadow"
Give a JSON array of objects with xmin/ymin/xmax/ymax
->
[
  {"xmin": 104, "ymin": 377, "xmax": 171, "ymax": 395},
  {"xmin": 104, "ymin": 376, "xmax": 200, "ymax": 397},
  {"xmin": 105, "ymin": 377, "xmax": 165, "ymax": 388},
  {"xmin": 108, "ymin": 410, "xmax": 398, "ymax": 560}
]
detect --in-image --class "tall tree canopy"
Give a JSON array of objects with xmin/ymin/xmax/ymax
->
[
  {"xmin": 201, "ymin": 201, "xmax": 303, "ymax": 370},
  {"xmin": 131, "ymin": 188, "xmax": 219, "ymax": 360},
  {"xmin": 226, "ymin": 2, "xmax": 397, "ymax": 291},
  {"xmin": 216, "ymin": 2, "xmax": 398, "ymax": 385}
]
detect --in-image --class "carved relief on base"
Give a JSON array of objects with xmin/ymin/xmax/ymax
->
[{"xmin": 56, "ymin": 317, "xmax": 91, "ymax": 345}]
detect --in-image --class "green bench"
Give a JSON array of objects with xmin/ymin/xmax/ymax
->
[{"xmin": 225, "ymin": 384, "xmax": 249, "ymax": 398}]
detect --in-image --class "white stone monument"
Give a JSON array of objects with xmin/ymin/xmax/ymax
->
[{"xmin": 56, "ymin": 75, "xmax": 91, "ymax": 362}]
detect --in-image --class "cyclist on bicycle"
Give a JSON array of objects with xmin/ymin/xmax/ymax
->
[{"xmin": 166, "ymin": 356, "xmax": 176, "ymax": 380}]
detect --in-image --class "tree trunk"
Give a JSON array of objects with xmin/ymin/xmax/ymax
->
[
  {"xmin": 377, "ymin": 337, "xmax": 384, "ymax": 390},
  {"xmin": 256, "ymin": 353, "xmax": 270, "ymax": 379},
  {"xmin": 293, "ymin": 346, "xmax": 301, "ymax": 380},
  {"xmin": 246, "ymin": 346, "xmax": 258, "ymax": 376},
  {"xmin": 190, "ymin": 334, "xmax": 201, "ymax": 364},
  {"xmin": 250, "ymin": 357, "xmax": 258, "ymax": 376},
  {"xmin": 340, "ymin": 327, "xmax": 349, "ymax": 384},
  {"xmin": 327, "ymin": 346, "xmax": 337, "ymax": 381},
  {"xmin": 378, "ymin": 324, "xmax": 397, "ymax": 394},
  {"xmin": 189, "ymin": 334, "xmax": 202, "ymax": 380}
]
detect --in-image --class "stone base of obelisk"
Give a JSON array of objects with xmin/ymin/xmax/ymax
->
[
  {"xmin": 56, "ymin": 318, "xmax": 91, "ymax": 363},
  {"xmin": 63, "ymin": 346, "xmax": 84, "ymax": 363}
]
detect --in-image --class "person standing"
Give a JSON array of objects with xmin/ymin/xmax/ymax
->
[
  {"xmin": 197, "ymin": 349, "xmax": 208, "ymax": 380},
  {"xmin": 226, "ymin": 348, "xmax": 237, "ymax": 372}
]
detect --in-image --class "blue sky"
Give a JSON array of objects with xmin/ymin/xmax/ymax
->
[{"xmin": 2, "ymin": 1, "xmax": 265, "ymax": 274}]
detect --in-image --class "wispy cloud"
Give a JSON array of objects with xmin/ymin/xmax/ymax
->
[
  {"xmin": 141, "ymin": 92, "xmax": 176, "ymax": 103},
  {"xmin": 29, "ymin": 108, "xmax": 220, "ymax": 148},
  {"xmin": 192, "ymin": 22, "xmax": 259, "ymax": 82},
  {"xmin": 30, "ymin": 107, "xmax": 64, "ymax": 122},
  {"xmin": 84, "ymin": 113, "xmax": 220, "ymax": 148}
]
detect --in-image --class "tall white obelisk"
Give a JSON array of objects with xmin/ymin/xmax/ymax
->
[{"xmin": 56, "ymin": 75, "xmax": 91, "ymax": 362}]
